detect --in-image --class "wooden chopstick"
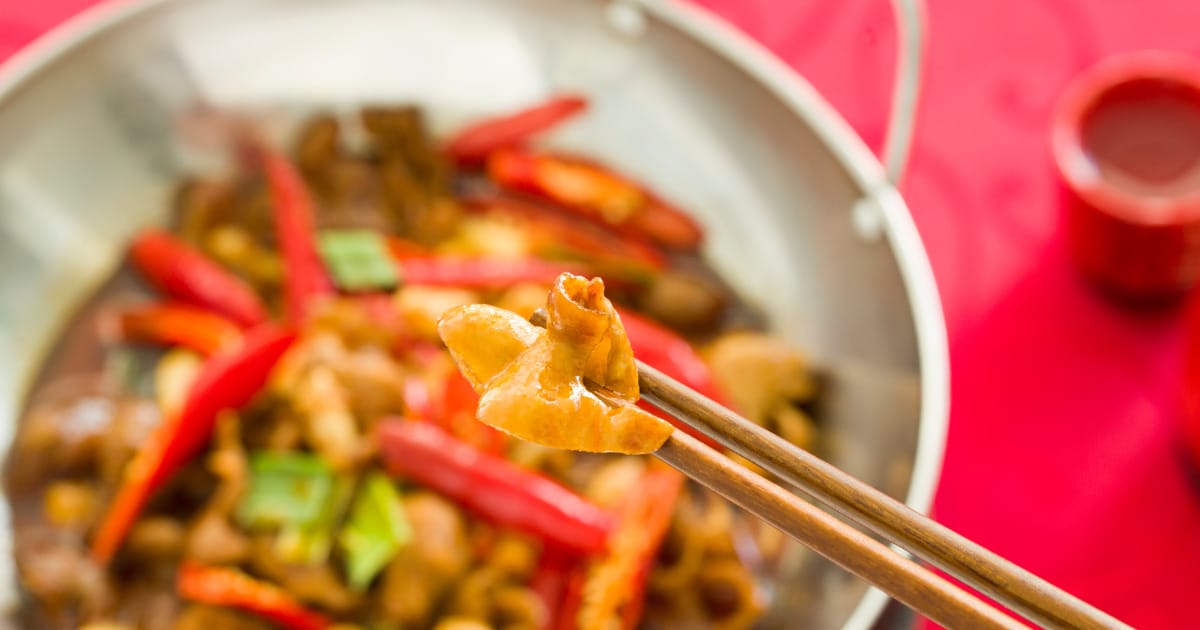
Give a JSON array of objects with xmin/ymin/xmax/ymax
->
[
  {"xmin": 571, "ymin": 355, "xmax": 1020, "ymax": 627},
  {"xmin": 635, "ymin": 361, "xmax": 1131, "ymax": 630},
  {"xmin": 526, "ymin": 309, "xmax": 1126, "ymax": 627},
  {"xmin": 656, "ymin": 430, "xmax": 1023, "ymax": 629}
]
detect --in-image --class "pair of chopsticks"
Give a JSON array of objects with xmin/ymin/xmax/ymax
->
[{"xmin": 529, "ymin": 311, "xmax": 1128, "ymax": 629}]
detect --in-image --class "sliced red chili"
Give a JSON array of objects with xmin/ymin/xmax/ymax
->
[
  {"xmin": 260, "ymin": 148, "xmax": 335, "ymax": 324},
  {"xmin": 110, "ymin": 303, "xmax": 243, "ymax": 357},
  {"xmin": 397, "ymin": 255, "xmax": 587, "ymax": 290},
  {"xmin": 487, "ymin": 148, "xmax": 703, "ymax": 250},
  {"xmin": 177, "ymin": 561, "xmax": 331, "ymax": 630},
  {"xmin": 460, "ymin": 194, "xmax": 666, "ymax": 271},
  {"xmin": 377, "ymin": 420, "xmax": 614, "ymax": 555},
  {"xmin": 130, "ymin": 229, "xmax": 269, "ymax": 327},
  {"xmin": 91, "ymin": 325, "xmax": 296, "ymax": 564},
  {"xmin": 446, "ymin": 94, "xmax": 587, "ymax": 166}
]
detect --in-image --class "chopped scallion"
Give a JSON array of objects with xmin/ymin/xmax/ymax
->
[
  {"xmin": 236, "ymin": 452, "xmax": 334, "ymax": 530},
  {"xmin": 338, "ymin": 472, "xmax": 411, "ymax": 590},
  {"xmin": 318, "ymin": 230, "xmax": 399, "ymax": 291}
]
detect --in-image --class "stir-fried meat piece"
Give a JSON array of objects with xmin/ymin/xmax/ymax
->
[
  {"xmin": 308, "ymin": 298, "xmax": 403, "ymax": 351},
  {"xmin": 43, "ymin": 481, "xmax": 97, "ymax": 528},
  {"xmin": 335, "ymin": 349, "xmax": 408, "ymax": 423},
  {"xmin": 375, "ymin": 492, "xmax": 472, "ymax": 626},
  {"xmin": 294, "ymin": 114, "xmax": 341, "ymax": 180},
  {"xmin": 637, "ymin": 270, "xmax": 728, "ymax": 334},
  {"xmin": 291, "ymin": 364, "xmax": 371, "ymax": 470},
  {"xmin": 486, "ymin": 534, "xmax": 539, "ymax": 581},
  {"xmin": 446, "ymin": 565, "xmax": 544, "ymax": 630},
  {"xmin": 494, "ymin": 282, "xmax": 553, "ymax": 320},
  {"xmin": 363, "ymin": 106, "xmax": 460, "ymax": 243},
  {"xmin": 175, "ymin": 179, "xmax": 236, "ymax": 248},
  {"xmin": 396, "ymin": 286, "xmax": 480, "ymax": 342},
  {"xmin": 434, "ymin": 618, "xmax": 494, "ymax": 630},
  {"xmin": 125, "ymin": 516, "xmax": 185, "ymax": 562},
  {"xmin": 439, "ymin": 273, "xmax": 672, "ymax": 454},
  {"xmin": 11, "ymin": 380, "xmax": 150, "ymax": 489},
  {"xmin": 704, "ymin": 332, "xmax": 815, "ymax": 428},
  {"xmin": 695, "ymin": 560, "xmax": 763, "ymax": 630},
  {"xmin": 97, "ymin": 399, "xmax": 162, "ymax": 491},
  {"xmin": 204, "ymin": 225, "xmax": 283, "ymax": 290},
  {"xmin": 183, "ymin": 414, "xmax": 250, "ymax": 565},
  {"xmin": 15, "ymin": 527, "xmax": 111, "ymax": 621},
  {"xmin": 249, "ymin": 538, "xmax": 362, "ymax": 613},
  {"xmin": 273, "ymin": 332, "xmax": 372, "ymax": 469},
  {"xmin": 173, "ymin": 604, "xmax": 273, "ymax": 630},
  {"xmin": 491, "ymin": 586, "xmax": 546, "ymax": 630}
]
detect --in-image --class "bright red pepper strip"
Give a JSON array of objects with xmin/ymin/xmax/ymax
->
[
  {"xmin": 377, "ymin": 421, "xmax": 615, "ymax": 555},
  {"xmin": 446, "ymin": 94, "xmax": 587, "ymax": 166},
  {"xmin": 618, "ymin": 469, "xmax": 684, "ymax": 629},
  {"xmin": 531, "ymin": 548, "xmax": 574, "ymax": 630},
  {"xmin": 441, "ymin": 369, "xmax": 507, "ymax": 454},
  {"xmin": 130, "ymin": 229, "xmax": 269, "ymax": 328},
  {"xmin": 177, "ymin": 561, "xmax": 331, "ymax": 630},
  {"xmin": 460, "ymin": 194, "xmax": 666, "ymax": 271},
  {"xmin": 560, "ymin": 469, "xmax": 683, "ymax": 629},
  {"xmin": 261, "ymin": 148, "xmax": 335, "ymax": 325},
  {"xmin": 616, "ymin": 308, "xmax": 727, "ymax": 448},
  {"xmin": 487, "ymin": 148, "xmax": 704, "ymax": 251},
  {"xmin": 398, "ymin": 256, "xmax": 587, "ymax": 290},
  {"xmin": 112, "ymin": 303, "xmax": 243, "ymax": 357},
  {"xmin": 91, "ymin": 325, "xmax": 296, "ymax": 564}
]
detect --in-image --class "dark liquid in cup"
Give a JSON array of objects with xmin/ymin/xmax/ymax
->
[{"xmin": 1081, "ymin": 78, "xmax": 1200, "ymax": 200}]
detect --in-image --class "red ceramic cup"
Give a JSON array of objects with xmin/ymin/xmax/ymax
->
[{"xmin": 1052, "ymin": 51, "xmax": 1200, "ymax": 301}]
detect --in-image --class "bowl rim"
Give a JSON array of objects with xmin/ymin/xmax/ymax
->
[{"xmin": 0, "ymin": 0, "xmax": 950, "ymax": 627}]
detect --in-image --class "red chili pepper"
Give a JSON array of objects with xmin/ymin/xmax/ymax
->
[
  {"xmin": 402, "ymin": 376, "xmax": 437, "ymax": 421},
  {"xmin": 619, "ymin": 308, "xmax": 726, "ymax": 403},
  {"xmin": 441, "ymin": 369, "xmax": 507, "ymax": 454},
  {"xmin": 531, "ymin": 548, "xmax": 574, "ymax": 630},
  {"xmin": 260, "ymin": 148, "xmax": 335, "ymax": 324},
  {"xmin": 618, "ymin": 469, "xmax": 684, "ymax": 629},
  {"xmin": 487, "ymin": 148, "xmax": 703, "ymax": 250},
  {"xmin": 398, "ymin": 255, "xmax": 587, "ymax": 290},
  {"xmin": 446, "ymin": 94, "xmax": 588, "ymax": 166},
  {"xmin": 551, "ymin": 562, "xmax": 590, "ymax": 630},
  {"xmin": 461, "ymin": 195, "xmax": 666, "ymax": 271},
  {"xmin": 616, "ymin": 308, "xmax": 726, "ymax": 448},
  {"xmin": 130, "ymin": 229, "xmax": 269, "ymax": 328},
  {"xmin": 91, "ymin": 326, "xmax": 296, "ymax": 564},
  {"xmin": 573, "ymin": 468, "xmax": 683, "ymax": 630},
  {"xmin": 110, "ymin": 303, "xmax": 243, "ymax": 357},
  {"xmin": 385, "ymin": 236, "xmax": 433, "ymax": 261},
  {"xmin": 177, "ymin": 561, "xmax": 331, "ymax": 630},
  {"xmin": 377, "ymin": 421, "xmax": 614, "ymax": 555}
]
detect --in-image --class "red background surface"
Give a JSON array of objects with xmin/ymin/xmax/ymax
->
[{"xmin": 3, "ymin": 0, "xmax": 1200, "ymax": 627}]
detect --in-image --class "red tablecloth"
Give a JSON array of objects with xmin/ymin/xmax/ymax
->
[{"xmin": 3, "ymin": 0, "xmax": 1198, "ymax": 627}]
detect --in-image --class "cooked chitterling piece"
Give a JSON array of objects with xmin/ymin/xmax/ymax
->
[{"xmin": 437, "ymin": 273, "xmax": 672, "ymax": 454}]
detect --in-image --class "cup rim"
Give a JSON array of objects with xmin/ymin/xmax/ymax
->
[{"xmin": 1051, "ymin": 50, "xmax": 1200, "ymax": 225}]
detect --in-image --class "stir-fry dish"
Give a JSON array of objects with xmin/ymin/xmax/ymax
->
[{"xmin": 6, "ymin": 96, "xmax": 820, "ymax": 630}]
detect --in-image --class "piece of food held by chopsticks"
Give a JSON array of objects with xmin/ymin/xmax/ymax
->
[{"xmin": 438, "ymin": 273, "xmax": 673, "ymax": 454}]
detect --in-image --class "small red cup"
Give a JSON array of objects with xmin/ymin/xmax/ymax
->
[{"xmin": 1052, "ymin": 51, "xmax": 1200, "ymax": 302}]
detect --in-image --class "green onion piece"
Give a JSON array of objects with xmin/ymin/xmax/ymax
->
[
  {"xmin": 338, "ymin": 472, "xmax": 411, "ymax": 590},
  {"xmin": 236, "ymin": 452, "xmax": 334, "ymax": 530},
  {"xmin": 318, "ymin": 230, "xmax": 399, "ymax": 292},
  {"xmin": 276, "ymin": 474, "xmax": 355, "ymax": 565}
]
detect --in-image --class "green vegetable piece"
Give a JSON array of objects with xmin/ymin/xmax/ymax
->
[
  {"xmin": 318, "ymin": 230, "xmax": 399, "ymax": 291},
  {"xmin": 237, "ymin": 452, "xmax": 334, "ymax": 530},
  {"xmin": 276, "ymin": 474, "xmax": 355, "ymax": 565},
  {"xmin": 338, "ymin": 472, "xmax": 411, "ymax": 590}
]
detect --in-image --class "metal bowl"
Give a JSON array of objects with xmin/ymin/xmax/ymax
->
[{"xmin": 0, "ymin": 0, "xmax": 948, "ymax": 628}]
